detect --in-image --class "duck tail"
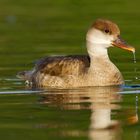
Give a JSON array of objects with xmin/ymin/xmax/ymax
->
[{"xmin": 17, "ymin": 70, "xmax": 33, "ymax": 80}]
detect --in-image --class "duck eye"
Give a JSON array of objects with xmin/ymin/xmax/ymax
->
[{"xmin": 104, "ymin": 29, "xmax": 110, "ymax": 33}]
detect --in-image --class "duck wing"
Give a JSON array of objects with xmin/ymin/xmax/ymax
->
[{"xmin": 34, "ymin": 55, "xmax": 90, "ymax": 76}]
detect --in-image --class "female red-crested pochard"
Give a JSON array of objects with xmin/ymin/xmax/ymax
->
[{"xmin": 17, "ymin": 19, "xmax": 135, "ymax": 88}]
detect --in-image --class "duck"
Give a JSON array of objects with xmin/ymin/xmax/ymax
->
[{"xmin": 17, "ymin": 19, "xmax": 135, "ymax": 88}]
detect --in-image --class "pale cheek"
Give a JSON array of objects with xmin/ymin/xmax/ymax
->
[
  {"xmin": 106, "ymin": 34, "xmax": 114, "ymax": 41},
  {"xmin": 86, "ymin": 29, "xmax": 115, "ymax": 47}
]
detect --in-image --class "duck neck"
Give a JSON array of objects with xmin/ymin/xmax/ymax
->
[{"xmin": 87, "ymin": 41, "xmax": 110, "ymax": 68}]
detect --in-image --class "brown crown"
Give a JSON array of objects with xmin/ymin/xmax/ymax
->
[{"xmin": 92, "ymin": 19, "xmax": 120, "ymax": 36}]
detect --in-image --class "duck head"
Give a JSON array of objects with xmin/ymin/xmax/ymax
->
[{"xmin": 86, "ymin": 19, "xmax": 135, "ymax": 56}]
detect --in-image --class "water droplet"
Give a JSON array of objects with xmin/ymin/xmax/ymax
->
[
  {"xmin": 133, "ymin": 52, "xmax": 137, "ymax": 63},
  {"xmin": 132, "ymin": 52, "xmax": 138, "ymax": 82},
  {"xmin": 135, "ymin": 77, "xmax": 138, "ymax": 80}
]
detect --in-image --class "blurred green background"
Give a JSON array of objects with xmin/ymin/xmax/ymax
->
[{"xmin": 0, "ymin": 0, "xmax": 139, "ymax": 78}]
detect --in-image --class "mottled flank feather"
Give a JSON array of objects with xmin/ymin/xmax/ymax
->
[
  {"xmin": 34, "ymin": 55, "xmax": 90, "ymax": 76},
  {"xmin": 18, "ymin": 55, "xmax": 91, "ymax": 87}
]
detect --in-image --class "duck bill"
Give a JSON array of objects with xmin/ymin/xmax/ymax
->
[{"xmin": 112, "ymin": 36, "xmax": 135, "ymax": 52}]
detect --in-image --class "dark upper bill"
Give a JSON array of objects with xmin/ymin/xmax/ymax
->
[{"xmin": 112, "ymin": 36, "xmax": 135, "ymax": 52}]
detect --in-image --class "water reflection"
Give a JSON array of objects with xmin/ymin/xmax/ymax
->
[
  {"xmin": 37, "ymin": 87, "xmax": 138, "ymax": 140},
  {"xmin": 40, "ymin": 87, "xmax": 121, "ymax": 109},
  {"xmin": 38, "ymin": 86, "xmax": 138, "ymax": 140},
  {"xmin": 88, "ymin": 89, "xmax": 121, "ymax": 140},
  {"xmin": 0, "ymin": 85, "xmax": 138, "ymax": 139}
]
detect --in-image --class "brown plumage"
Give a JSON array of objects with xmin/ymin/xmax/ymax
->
[
  {"xmin": 35, "ymin": 55, "xmax": 90, "ymax": 76},
  {"xmin": 92, "ymin": 19, "xmax": 120, "ymax": 35},
  {"xmin": 18, "ymin": 55, "xmax": 91, "ymax": 88}
]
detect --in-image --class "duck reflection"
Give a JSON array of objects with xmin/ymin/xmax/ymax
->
[
  {"xmin": 39, "ymin": 87, "xmax": 121, "ymax": 110},
  {"xmin": 39, "ymin": 86, "xmax": 138, "ymax": 140},
  {"xmin": 87, "ymin": 87, "xmax": 121, "ymax": 140}
]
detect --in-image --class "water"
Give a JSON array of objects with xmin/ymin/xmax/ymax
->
[
  {"xmin": 0, "ymin": 86, "xmax": 139, "ymax": 140},
  {"xmin": 0, "ymin": 0, "xmax": 140, "ymax": 140},
  {"xmin": 0, "ymin": 65, "xmax": 140, "ymax": 140},
  {"xmin": 132, "ymin": 52, "xmax": 140, "ymax": 81},
  {"xmin": 133, "ymin": 52, "xmax": 137, "ymax": 64}
]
